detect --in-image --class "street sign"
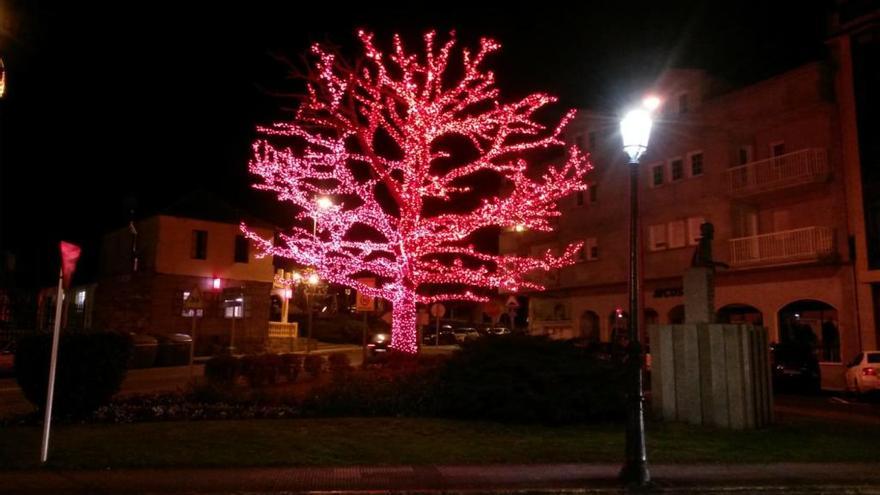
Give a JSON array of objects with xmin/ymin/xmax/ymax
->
[
  {"xmin": 506, "ymin": 295, "xmax": 520, "ymax": 308},
  {"xmin": 430, "ymin": 303, "xmax": 446, "ymax": 318},
  {"xmin": 355, "ymin": 277, "xmax": 376, "ymax": 312},
  {"xmin": 183, "ymin": 287, "xmax": 204, "ymax": 310}
]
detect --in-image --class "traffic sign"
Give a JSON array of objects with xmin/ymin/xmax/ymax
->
[
  {"xmin": 355, "ymin": 277, "xmax": 376, "ymax": 312},
  {"xmin": 183, "ymin": 287, "xmax": 204, "ymax": 310},
  {"xmin": 430, "ymin": 303, "xmax": 446, "ymax": 318}
]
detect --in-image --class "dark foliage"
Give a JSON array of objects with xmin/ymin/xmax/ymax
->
[
  {"xmin": 15, "ymin": 331, "xmax": 132, "ymax": 417},
  {"xmin": 204, "ymin": 355, "xmax": 241, "ymax": 386},
  {"xmin": 303, "ymin": 354, "xmax": 325, "ymax": 378}
]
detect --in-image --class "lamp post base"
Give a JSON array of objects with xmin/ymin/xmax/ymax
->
[{"xmin": 618, "ymin": 460, "xmax": 651, "ymax": 487}]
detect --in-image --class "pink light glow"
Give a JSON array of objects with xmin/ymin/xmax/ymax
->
[
  {"xmin": 212, "ymin": 278, "xmax": 221, "ymax": 290},
  {"xmin": 243, "ymin": 31, "xmax": 591, "ymax": 353}
]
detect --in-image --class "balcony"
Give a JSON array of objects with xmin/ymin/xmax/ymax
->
[
  {"xmin": 725, "ymin": 148, "xmax": 829, "ymax": 197},
  {"xmin": 728, "ymin": 226, "xmax": 834, "ymax": 267}
]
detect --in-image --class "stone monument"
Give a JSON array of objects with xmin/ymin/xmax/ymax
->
[{"xmin": 650, "ymin": 222, "xmax": 773, "ymax": 429}]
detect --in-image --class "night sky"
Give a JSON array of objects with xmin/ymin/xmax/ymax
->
[{"xmin": 0, "ymin": 1, "xmax": 829, "ymax": 286}]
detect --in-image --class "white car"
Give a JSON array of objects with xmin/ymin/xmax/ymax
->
[{"xmin": 845, "ymin": 351, "xmax": 880, "ymax": 394}]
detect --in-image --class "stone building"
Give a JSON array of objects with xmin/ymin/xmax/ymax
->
[
  {"xmin": 91, "ymin": 192, "xmax": 277, "ymax": 354},
  {"xmin": 501, "ymin": 59, "xmax": 868, "ymax": 389}
]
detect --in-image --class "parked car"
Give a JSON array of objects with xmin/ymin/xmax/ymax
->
[
  {"xmin": 845, "ymin": 351, "xmax": 880, "ymax": 395},
  {"xmin": 488, "ymin": 327, "xmax": 511, "ymax": 336},
  {"xmin": 0, "ymin": 341, "xmax": 14, "ymax": 377},
  {"xmin": 771, "ymin": 343, "xmax": 821, "ymax": 393},
  {"xmin": 453, "ymin": 327, "xmax": 480, "ymax": 343},
  {"xmin": 422, "ymin": 325, "xmax": 456, "ymax": 346},
  {"xmin": 365, "ymin": 332, "xmax": 390, "ymax": 362}
]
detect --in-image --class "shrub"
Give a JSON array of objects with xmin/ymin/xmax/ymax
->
[
  {"xmin": 436, "ymin": 334, "xmax": 627, "ymax": 424},
  {"xmin": 15, "ymin": 331, "xmax": 132, "ymax": 418},
  {"xmin": 327, "ymin": 352, "xmax": 352, "ymax": 379},
  {"xmin": 241, "ymin": 354, "xmax": 282, "ymax": 387},
  {"xmin": 303, "ymin": 354, "xmax": 325, "ymax": 378},
  {"xmin": 204, "ymin": 355, "xmax": 241, "ymax": 386},
  {"xmin": 279, "ymin": 353, "xmax": 303, "ymax": 382}
]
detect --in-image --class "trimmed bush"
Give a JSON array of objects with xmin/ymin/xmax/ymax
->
[
  {"xmin": 436, "ymin": 334, "xmax": 627, "ymax": 424},
  {"xmin": 327, "ymin": 352, "xmax": 352, "ymax": 379},
  {"xmin": 241, "ymin": 354, "xmax": 282, "ymax": 387},
  {"xmin": 204, "ymin": 355, "xmax": 241, "ymax": 386},
  {"xmin": 303, "ymin": 354, "xmax": 325, "ymax": 378},
  {"xmin": 15, "ymin": 331, "xmax": 132, "ymax": 418},
  {"xmin": 279, "ymin": 353, "xmax": 303, "ymax": 382}
]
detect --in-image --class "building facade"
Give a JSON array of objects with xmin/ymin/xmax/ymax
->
[
  {"xmin": 501, "ymin": 62, "xmax": 865, "ymax": 389},
  {"xmin": 91, "ymin": 194, "xmax": 276, "ymax": 355}
]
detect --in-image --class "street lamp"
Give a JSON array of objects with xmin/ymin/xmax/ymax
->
[
  {"xmin": 314, "ymin": 196, "xmax": 334, "ymax": 236},
  {"xmin": 618, "ymin": 97, "xmax": 656, "ymax": 486},
  {"xmin": 305, "ymin": 272, "xmax": 321, "ymax": 353}
]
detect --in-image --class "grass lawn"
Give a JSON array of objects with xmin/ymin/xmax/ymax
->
[{"xmin": 0, "ymin": 416, "xmax": 877, "ymax": 470}]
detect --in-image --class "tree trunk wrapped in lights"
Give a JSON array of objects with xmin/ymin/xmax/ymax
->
[{"xmin": 243, "ymin": 31, "xmax": 591, "ymax": 354}]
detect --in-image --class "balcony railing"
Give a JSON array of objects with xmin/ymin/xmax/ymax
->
[
  {"xmin": 728, "ymin": 226, "xmax": 834, "ymax": 267},
  {"xmin": 725, "ymin": 148, "xmax": 829, "ymax": 196}
]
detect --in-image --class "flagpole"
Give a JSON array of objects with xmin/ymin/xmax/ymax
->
[{"xmin": 40, "ymin": 267, "xmax": 65, "ymax": 464}]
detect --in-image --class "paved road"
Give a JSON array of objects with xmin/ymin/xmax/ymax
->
[
  {"xmin": 775, "ymin": 392, "xmax": 880, "ymax": 425},
  {"xmin": 3, "ymin": 462, "xmax": 880, "ymax": 494}
]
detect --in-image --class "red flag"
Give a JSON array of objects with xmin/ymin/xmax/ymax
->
[{"xmin": 60, "ymin": 241, "xmax": 81, "ymax": 289}]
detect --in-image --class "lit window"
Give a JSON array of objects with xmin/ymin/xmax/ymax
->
[
  {"xmin": 74, "ymin": 290, "xmax": 86, "ymax": 312},
  {"xmin": 181, "ymin": 291, "xmax": 203, "ymax": 318},
  {"xmin": 224, "ymin": 297, "xmax": 244, "ymax": 319}
]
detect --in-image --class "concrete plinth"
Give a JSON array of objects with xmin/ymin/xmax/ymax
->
[{"xmin": 650, "ymin": 323, "xmax": 773, "ymax": 429}]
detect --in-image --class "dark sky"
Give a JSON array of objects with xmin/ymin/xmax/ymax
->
[{"xmin": 0, "ymin": 0, "xmax": 830, "ymax": 285}]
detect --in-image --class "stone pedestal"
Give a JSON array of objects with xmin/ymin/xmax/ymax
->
[
  {"xmin": 650, "ymin": 323, "xmax": 773, "ymax": 429},
  {"xmin": 684, "ymin": 267, "xmax": 715, "ymax": 324}
]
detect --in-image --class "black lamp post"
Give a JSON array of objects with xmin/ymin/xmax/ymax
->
[{"xmin": 618, "ymin": 99, "xmax": 656, "ymax": 486}]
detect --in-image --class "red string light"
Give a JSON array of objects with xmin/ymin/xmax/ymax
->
[{"xmin": 243, "ymin": 31, "xmax": 591, "ymax": 353}]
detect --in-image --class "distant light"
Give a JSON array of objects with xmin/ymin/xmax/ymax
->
[
  {"xmin": 308, "ymin": 273, "xmax": 320, "ymax": 285},
  {"xmin": 283, "ymin": 288, "xmax": 293, "ymax": 299},
  {"xmin": 292, "ymin": 271, "xmax": 302, "ymax": 282},
  {"xmin": 794, "ymin": 313, "xmax": 800, "ymax": 319},
  {"xmin": 316, "ymin": 197, "xmax": 334, "ymax": 210},
  {"xmin": 212, "ymin": 278, "xmax": 221, "ymax": 290},
  {"xmin": 642, "ymin": 95, "xmax": 661, "ymax": 111},
  {"xmin": 514, "ymin": 224, "xmax": 526, "ymax": 232}
]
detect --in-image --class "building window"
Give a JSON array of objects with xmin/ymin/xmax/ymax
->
[
  {"xmin": 234, "ymin": 235, "xmax": 249, "ymax": 263},
  {"xmin": 651, "ymin": 164, "xmax": 665, "ymax": 187},
  {"xmin": 738, "ymin": 145, "xmax": 754, "ymax": 165},
  {"xmin": 771, "ymin": 141, "xmax": 786, "ymax": 157},
  {"xmin": 687, "ymin": 216, "xmax": 706, "ymax": 245},
  {"xmin": 576, "ymin": 191, "xmax": 585, "ymax": 206},
  {"xmin": 690, "ymin": 152, "xmax": 704, "ymax": 176},
  {"xmin": 668, "ymin": 220, "xmax": 686, "ymax": 248},
  {"xmin": 74, "ymin": 290, "xmax": 86, "ymax": 313},
  {"xmin": 191, "ymin": 230, "xmax": 208, "ymax": 260},
  {"xmin": 181, "ymin": 291, "xmax": 204, "ymax": 318},
  {"xmin": 678, "ymin": 93, "xmax": 689, "ymax": 114},
  {"xmin": 585, "ymin": 237, "xmax": 598, "ymax": 260},
  {"xmin": 649, "ymin": 224, "xmax": 668, "ymax": 251},
  {"xmin": 670, "ymin": 158, "xmax": 684, "ymax": 181},
  {"xmin": 588, "ymin": 131, "xmax": 597, "ymax": 150},
  {"xmin": 224, "ymin": 297, "xmax": 244, "ymax": 318},
  {"xmin": 589, "ymin": 183, "xmax": 598, "ymax": 203}
]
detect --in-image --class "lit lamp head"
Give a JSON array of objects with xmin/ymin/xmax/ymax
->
[
  {"xmin": 316, "ymin": 196, "xmax": 334, "ymax": 210},
  {"xmin": 308, "ymin": 273, "xmax": 320, "ymax": 285},
  {"xmin": 620, "ymin": 96, "xmax": 658, "ymax": 163}
]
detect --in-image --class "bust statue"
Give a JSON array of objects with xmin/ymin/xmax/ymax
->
[{"xmin": 690, "ymin": 222, "xmax": 729, "ymax": 269}]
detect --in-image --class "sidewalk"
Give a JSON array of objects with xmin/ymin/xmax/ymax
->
[{"xmin": 3, "ymin": 462, "xmax": 880, "ymax": 494}]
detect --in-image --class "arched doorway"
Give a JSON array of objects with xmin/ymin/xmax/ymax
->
[
  {"xmin": 668, "ymin": 305, "xmax": 685, "ymax": 324},
  {"xmin": 717, "ymin": 304, "xmax": 763, "ymax": 325},
  {"xmin": 579, "ymin": 310, "xmax": 600, "ymax": 342},
  {"xmin": 609, "ymin": 308, "xmax": 629, "ymax": 344},
  {"xmin": 778, "ymin": 300, "xmax": 839, "ymax": 362}
]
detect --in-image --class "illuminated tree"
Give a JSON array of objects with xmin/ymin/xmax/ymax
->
[{"xmin": 243, "ymin": 31, "xmax": 591, "ymax": 353}]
